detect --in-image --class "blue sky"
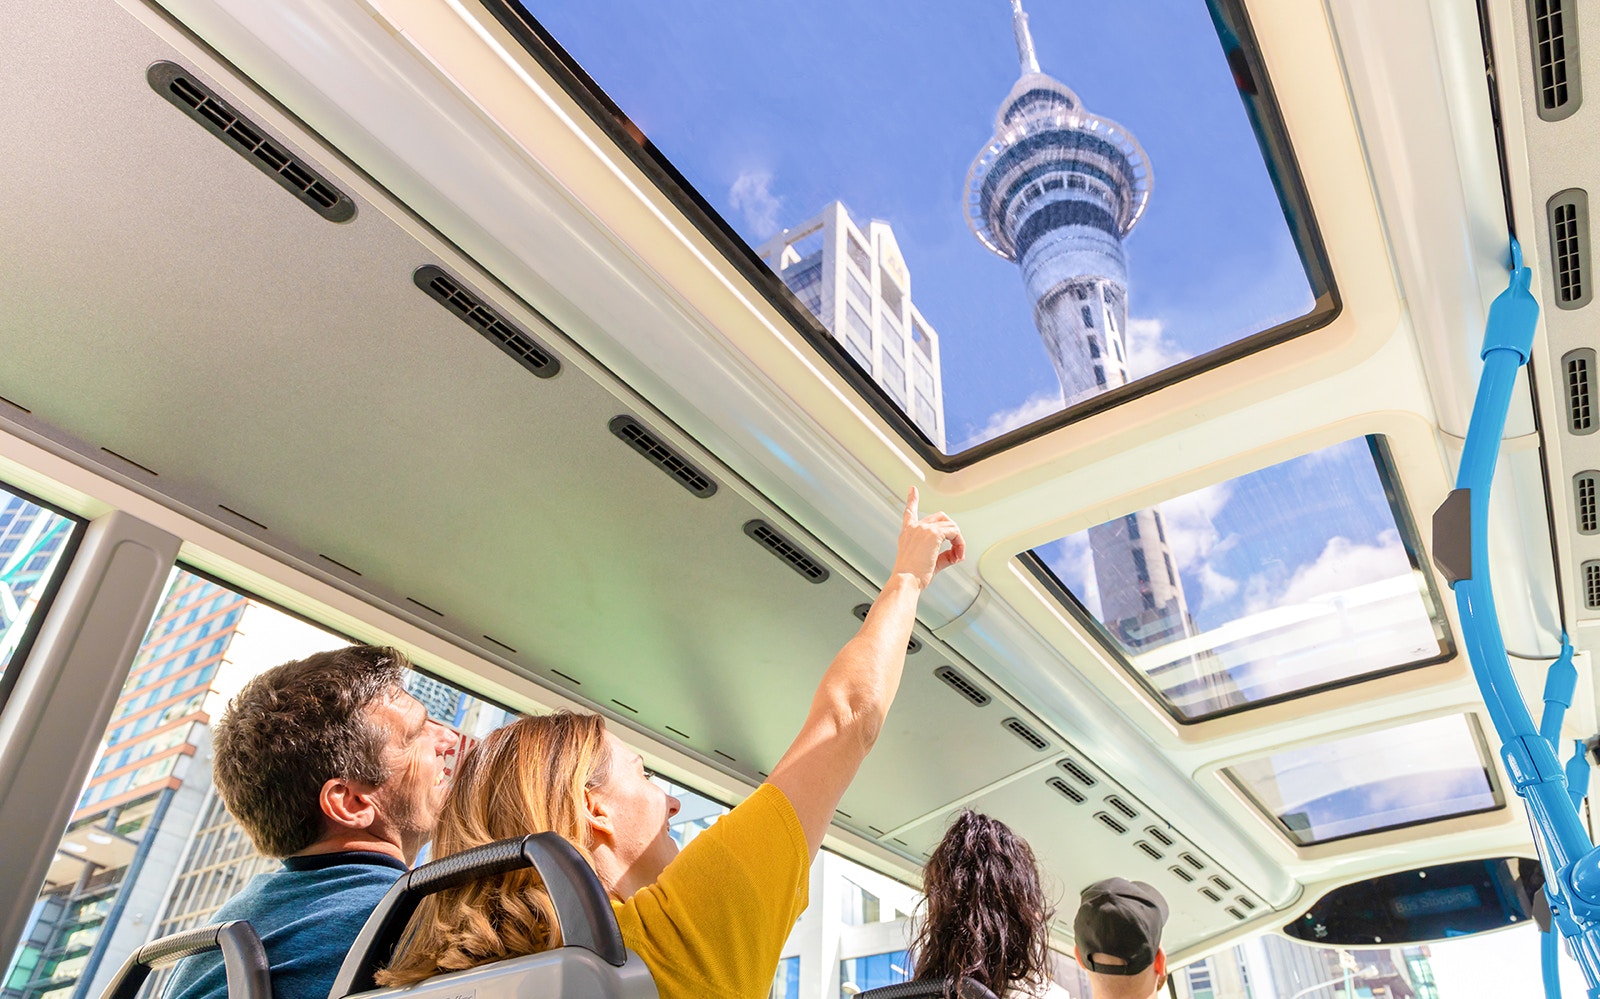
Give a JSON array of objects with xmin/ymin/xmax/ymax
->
[{"xmin": 523, "ymin": 0, "xmax": 1317, "ymax": 448}]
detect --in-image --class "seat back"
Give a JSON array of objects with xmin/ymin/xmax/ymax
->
[
  {"xmin": 99, "ymin": 920, "xmax": 269, "ymax": 999},
  {"xmin": 857, "ymin": 977, "xmax": 1000, "ymax": 999},
  {"xmin": 328, "ymin": 832, "xmax": 655, "ymax": 999}
]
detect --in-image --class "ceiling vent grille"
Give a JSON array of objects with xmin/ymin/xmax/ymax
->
[
  {"xmin": 1145, "ymin": 826, "xmax": 1175, "ymax": 848},
  {"xmin": 1135, "ymin": 840, "xmax": 1164, "ymax": 861},
  {"xmin": 1105, "ymin": 795, "xmax": 1139, "ymax": 820},
  {"xmin": 1058, "ymin": 758, "xmax": 1097, "ymax": 787},
  {"xmin": 1170, "ymin": 866, "xmax": 1195, "ymax": 883},
  {"xmin": 1528, "ymin": 0, "xmax": 1582, "ymax": 121},
  {"xmin": 1002, "ymin": 718, "xmax": 1050, "ymax": 751},
  {"xmin": 1200, "ymin": 887, "xmax": 1222, "ymax": 903},
  {"xmin": 608, "ymin": 416, "xmax": 718, "ymax": 498},
  {"xmin": 415, "ymin": 266, "xmax": 560, "ymax": 378},
  {"xmin": 1095, "ymin": 812, "xmax": 1128, "ymax": 835},
  {"xmin": 1584, "ymin": 560, "xmax": 1600, "ymax": 610},
  {"xmin": 1567, "ymin": 349, "xmax": 1597, "ymax": 434},
  {"xmin": 1047, "ymin": 777, "xmax": 1086, "ymax": 804},
  {"xmin": 1179, "ymin": 852, "xmax": 1207, "ymax": 871},
  {"xmin": 1235, "ymin": 896, "xmax": 1258, "ymax": 912},
  {"xmin": 933, "ymin": 665, "xmax": 991, "ymax": 706},
  {"xmin": 1226, "ymin": 906, "xmax": 1247, "ymax": 921},
  {"xmin": 743, "ymin": 521, "xmax": 830, "ymax": 583},
  {"xmin": 1210, "ymin": 876, "xmax": 1233, "ymax": 892},
  {"xmin": 1549, "ymin": 191, "xmax": 1591, "ymax": 309},
  {"xmin": 148, "ymin": 63, "xmax": 355, "ymax": 223},
  {"xmin": 1577, "ymin": 473, "xmax": 1598, "ymax": 534}
]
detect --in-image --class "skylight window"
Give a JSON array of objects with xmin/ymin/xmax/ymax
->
[
  {"xmin": 503, "ymin": 0, "xmax": 1334, "ymax": 467},
  {"xmin": 1026, "ymin": 437, "xmax": 1451, "ymax": 721},
  {"xmin": 1226, "ymin": 715, "xmax": 1501, "ymax": 845}
]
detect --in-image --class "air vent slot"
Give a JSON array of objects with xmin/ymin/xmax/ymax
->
[
  {"xmin": 415, "ymin": 266, "xmax": 560, "ymax": 378},
  {"xmin": 1226, "ymin": 906, "xmax": 1247, "ymax": 921},
  {"xmin": 1585, "ymin": 560, "xmax": 1600, "ymax": 610},
  {"xmin": 1577, "ymin": 472, "xmax": 1599, "ymax": 534},
  {"xmin": 1095, "ymin": 812, "xmax": 1128, "ymax": 835},
  {"xmin": 1210, "ymin": 876, "xmax": 1233, "ymax": 892},
  {"xmin": 1003, "ymin": 718, "xmax": 1050, "ymax": 751},
  {"xmin": 1135, "ymin": 840, "xmax": 1164, "ymax": 861},
  {"xmin": 1170, "ymin": 866, "xmax": 1195, "ymax": 884},
  {"xmin": 1549, "ymin": 190, "xmax": 1592, "ymax": 309},
  {"xmin": 1180, "ymin": 852, "xmax": 1206, "ymax": 871},
  {"xmin": 1200, "ymin": 887, "xmax": 1221, "ymax": 903},
  {"xmin": 1568, "ymin": 350, "xmax": 1597, "ymax": 434},
  {"xmin": 934, "ymin": 665, "xmax": 991, "ymax": 706},
  {"xmin": 1235, "ymin": 896, "xmax": 1258, "ymax": 911},
  {"xmin": 1145, "ymin": 826, "xmax": 1174, "ymax": 848},
  {"xmin": 742, "ymin": 521, "xmax": 830, "ymax": 583},
  {"xmin": 853, "ymin": 603, "xmax": 922, "ymax": 653},
  {"xmin": 1528, "ymin": 0, "xmax": 1583, "ymax": 121},
  {"xmin": 1058, "ymin": 758, "xmax": 1097, "ymax": 788},
  {"xmin": 148, "ymin": 63, "xmax": 355, "ymax": 223},
  {"xmin": 1105, "ymin": 795, "xmax": 1139, "ymax": 820},
  {"xmin": 1048, "ymin": 777, "xmax": 1086, "ymax": 804},
  {"xmin": 608, "ymin": 416, "xmax": 718, "ymax": 498}
]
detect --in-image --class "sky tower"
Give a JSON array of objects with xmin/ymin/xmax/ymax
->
[{"xmin": 967, "ymin": 2, "xmax": 1202, "ymax": 662}]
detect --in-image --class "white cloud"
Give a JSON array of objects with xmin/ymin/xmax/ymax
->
[
  {"xmin": 1245, "ymin": 529, "xmax": 1415, "ymax": 614},
  {"xmin": 1150, "ymin": 482, "xmax": 1238, "ymax": 610},
  {"xmin": 960, "ymin": 390, "xmax": 1064, "ymax": 449},
  {"xmin": 728, "ymin": 170, "xmax": 783, "ymax": 239},
  {"xmin": 1123, "ymin": 317, "xmax": 1191, "ymax": 379}
]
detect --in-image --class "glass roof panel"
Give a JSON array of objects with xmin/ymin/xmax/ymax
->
[
  {"xmin": 1027, "ymin": 437, "xmax": 1451, "ymax": 721},
  {"xmin": 1226, "ymin": 715, "xmax": 1501, "ymax": 845},
  {"xmin": 509, "ymin": 0, "xmax": 1332, "ymax": 463}
]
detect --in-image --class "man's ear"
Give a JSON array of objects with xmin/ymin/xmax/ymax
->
[
  {"xmin": 1074, "ymin": 946, "xmax": 1086, "ymax": 971},
  {"xmin": 1153, "ymin": 948, "xmax": 1168, "ymax": 986},
  {"xmin": 320, "ymin": 777, "xmax": 378, "ymax": 831},
  {"xmin": 583, "ymin": 786, "xmax": 616, "ymax": 846}
]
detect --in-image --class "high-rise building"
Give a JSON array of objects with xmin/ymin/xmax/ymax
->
[
  {"xmin": 3, "ymin": 572, "xmax": 250, "ymax": 999},
  {"xmin": 0, "ymin": 494, "xmax": 75, "ymax": 665},
  {"xmin": 966, "ymin": 2, "xmax": 1192, "ymax": 655},
  {"xmin": 758, "ymin": 202, "xmax": 946, "ymax": 449}
]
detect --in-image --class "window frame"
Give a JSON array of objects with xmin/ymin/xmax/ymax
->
[
  {"xmin": 480, "ymin": 0, "xmax": 1340, "ymax": 470},
  {"xmin": 1223, "ymin": 713, "xmax": 1506, "ymax": 847},
  {"xmin": 1019, "ymin": 435, "xmax": 1456, "ymax": 724},
  {"xmin": 0, "ymin": 483, "xmax": 87, "ymax": 717}
]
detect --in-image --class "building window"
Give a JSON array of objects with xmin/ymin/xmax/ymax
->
[
  {"xmin": 1081, "ymin": 304, "xmax": 1094, "ymax": 328},
  {"xmin": 1094, "ymin": 365, "xmax": 1105, "ymax": 386},
  {"xmin": 1088, "ymin": 338, "xmax": 1101, "ymax": 359},
  {"xmin": 1164, "ymin": 552, "xmax": 1177, "ymax": 586},
  {"xmin": 770, "ymin": 956, "xmax": 799, "ymax": 999},
  {"xmin": 1125, "ymin": 513, "xmax": 1140, "ymax": 540},
  {"xmin": 840, "ymin": 951, "xmax": 910, "ymax": 997}
]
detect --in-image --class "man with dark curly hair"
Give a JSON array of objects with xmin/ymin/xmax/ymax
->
[{"xmin": 164, "ymin": 645, "xmax": 457, "ymax": 999}]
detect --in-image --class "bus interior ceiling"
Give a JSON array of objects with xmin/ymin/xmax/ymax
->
[{"xmin": 0, "ymin": 0, "xmax": 1595, "ymax": 965}]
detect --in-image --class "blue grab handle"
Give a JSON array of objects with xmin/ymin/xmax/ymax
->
[{"xmin": 1450, "ymin": 240, "xmax": 1600, "ymax": 999}]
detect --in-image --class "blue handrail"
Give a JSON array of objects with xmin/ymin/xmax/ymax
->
[{"xmin": 1446, "ymin": 239, "xmax": 1600, "ymax": 998}]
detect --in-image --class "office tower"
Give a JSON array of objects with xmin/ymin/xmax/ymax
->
[{"xmin": 758, "ymin": 202, "xmax": 947, "ymax": 449}]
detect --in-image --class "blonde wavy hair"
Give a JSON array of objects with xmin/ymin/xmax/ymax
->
[{"xmin": 377, "ymin": 711, "xmax": 612, "ymax": 987}]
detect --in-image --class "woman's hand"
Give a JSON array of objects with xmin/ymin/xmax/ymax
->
[{"xmin": 891, "ymin": 487, "xmax": 965, "ymax": 590}]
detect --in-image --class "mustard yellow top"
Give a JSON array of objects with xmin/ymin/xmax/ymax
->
[{"xmin": 612, "ymin": 782, "xmax": 810, "ymax": 999}]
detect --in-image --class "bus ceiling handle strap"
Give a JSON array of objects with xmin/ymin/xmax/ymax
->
[
  {"xmin": 327, "ymin": 832, "xmax": 628, "ymax": 999},
  {"xmin": 100, "ymin": 921, "xmax": 269, "ymax": 999}
]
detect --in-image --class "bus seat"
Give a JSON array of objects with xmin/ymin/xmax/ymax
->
[
  {"xmin": 327, "ymin": 832, "xmax": 656, "ymax": 999},
  {"xmin": 857, "ymin": 978, "xmax": 999, "ymax": 999},
  {"xmin": 99, "ymin": 920, "xmax": 269, "ymax": 999}
]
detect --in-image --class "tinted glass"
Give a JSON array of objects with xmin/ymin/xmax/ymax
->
[
  {"xmin": 0, "ymin": 487, "xmax": 79, "ymax": 704},
  {"xmin": 1, "ymin": 569, "xmax": 516, "ymax": 999},
  {"xmin": 1285, "ymin": 858, "xmax": 1541, "ymax": 946},
  {"xmin": 1225, "ymin": 714, "xmax": 1501, "ymax": 845},
  {"xmin": 1027, "ymin": 436, "xmax": 1450, "ymax": 720},
  {"xmin": 511, "ymin": 0, "xmax": 1331, "ymax": 460}
]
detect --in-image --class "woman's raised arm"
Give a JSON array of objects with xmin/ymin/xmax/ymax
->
[{"xmin": 766, "ymin": 487, "xmax": 964, "ymax": 856}]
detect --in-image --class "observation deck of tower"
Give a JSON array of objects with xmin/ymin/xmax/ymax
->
[{"xmin": 966, "ymin": 0, "xmax": 1152, "ymax": 407}]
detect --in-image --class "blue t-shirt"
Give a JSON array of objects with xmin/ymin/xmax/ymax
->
[{"xmin": 165, "ymin": 851, "xmax": 406, "ymax": 999}]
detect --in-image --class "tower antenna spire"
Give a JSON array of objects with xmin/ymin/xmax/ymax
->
[{"xmin": 1009, "ymin": 0, "xmax": 1041, "ymax": 76}]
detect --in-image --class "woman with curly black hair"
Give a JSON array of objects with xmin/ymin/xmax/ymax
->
[{"xmin": 900, "ymin": 810, "xmax": 1056, "ymax": 999}]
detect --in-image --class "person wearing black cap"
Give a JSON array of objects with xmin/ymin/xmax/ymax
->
[{"xmin": 1073, "ymin": 878, "xmax": 1170, "ymax": 999}]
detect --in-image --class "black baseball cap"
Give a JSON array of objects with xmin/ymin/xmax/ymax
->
[{"xmin": 1074, "ymin": 878, "xmax": 1170, "ymax": 976}]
